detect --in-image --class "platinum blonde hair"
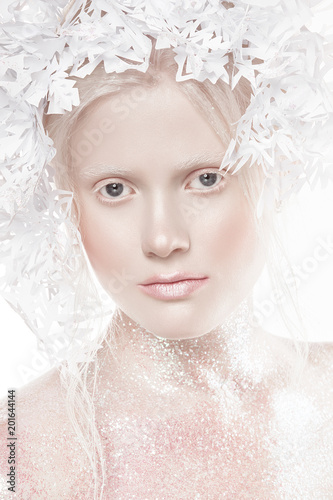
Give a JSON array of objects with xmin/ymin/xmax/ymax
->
[{"xmin": 43, "ymin": 18, "xmax": 310, "ymax": 500}]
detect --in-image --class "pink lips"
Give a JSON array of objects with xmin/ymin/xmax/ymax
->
[{"xmin": 138, "ymin": 272, "xmax": 209, "ymax": 300}]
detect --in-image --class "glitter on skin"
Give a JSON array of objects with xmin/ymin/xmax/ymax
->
[{"xmin": 0, "ymin": 296, "xmax": 333, "ymax": 498}]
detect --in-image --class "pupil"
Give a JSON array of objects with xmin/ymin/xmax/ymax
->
[
  {"xmin": 105, "ymin": 183, "xmax": 124, "ymax": 197},
  {"xmin": 200, "ymin": 173, "xmax": 217, "ymax": 187}
]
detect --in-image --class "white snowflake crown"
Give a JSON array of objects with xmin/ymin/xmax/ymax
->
[{"xmin": 0, "ymin": 0, "xmax": 332, "ymax": 361}]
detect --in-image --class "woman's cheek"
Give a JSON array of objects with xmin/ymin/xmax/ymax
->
[
  {"xmin": 78, "ymin": 204, "xmax": 125, "ymax": 279},
  {"xmin": 210, "ymin": 198, "xmax": 259, "ymax": 276}
]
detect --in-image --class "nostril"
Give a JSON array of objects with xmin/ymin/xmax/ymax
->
[{"xmin": 142, "ymin": 233, "xmax": 190, "ymax": 257}]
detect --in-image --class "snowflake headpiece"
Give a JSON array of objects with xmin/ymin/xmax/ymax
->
[{"xmin": 0, "ymin": 0, "xmax": 332, "ymax": 362}]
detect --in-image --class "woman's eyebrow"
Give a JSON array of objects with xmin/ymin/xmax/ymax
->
[
  {"xmin": 80, "ymin": 152, "xmax": 225, "ymax": 179},
  {"xmin": 175, "ymin": 152, "xmax": 225, "ymax": 171}
]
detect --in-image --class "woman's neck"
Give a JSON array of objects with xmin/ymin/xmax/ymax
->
[{"xmin": 98, "ymin": 295, "xmax": 273, "ymax": 400}]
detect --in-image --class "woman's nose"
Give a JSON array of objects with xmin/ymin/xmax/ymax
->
[{"xmin": 141, "ymin": 198, "xmax": 190, "ymax": 258}]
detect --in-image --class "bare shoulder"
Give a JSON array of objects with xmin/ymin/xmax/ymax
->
[
  {"xmin": 260, "ymin": 328, "xmax": 333, "ymax": 377},
  {"xmin": 258, "ymin": 329, "xmax": 333, "ymax": 406},
  {"xmin": 271, "ymin": 335, "xmax": 333, "ymax": 412},
  {"xmin": 0, "ymin": 366, "xmax": 65, "ymax": 430},
  {"xmin": 16, "ymin": 366, "xmax": 67, "ymax": 428},
  {"xmin": 0, "ymin": 368, "xmax": 64, "ymax": 498},
  {"xmin": 307, "ymin": 340, "xmax": 333, "ymax": 371},
  {"xmin": 0, "ymin": 367, "xmax": 92, "ymax": 499},
  {"xmin": 305, "ymin": 341, "xmax": 333, "ymax": 406}
]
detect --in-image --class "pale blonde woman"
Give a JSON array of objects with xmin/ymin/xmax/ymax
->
[{"xmin": 1, "ymin": 1, "xmax": 333, "ymax": 499}]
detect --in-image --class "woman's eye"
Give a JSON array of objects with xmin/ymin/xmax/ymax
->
[
  {"xmin": 188, "ymin": 171, "xmax": 225, "ymax": 190},
  {"xmin": 96, "ymin": 170, "xmax": 225, "ymax": 204},
  {"xmin": 98, "ymin": 182, "xmax": 132, "ymax": 199}
]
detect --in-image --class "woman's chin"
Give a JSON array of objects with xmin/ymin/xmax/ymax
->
[
  {"xmin": 132, "ymin": 315, "xmax": 221, "ymax": 341},
  {"xmin": 149, "ymin": 329, "xmax": 209, "ymax": 341}
]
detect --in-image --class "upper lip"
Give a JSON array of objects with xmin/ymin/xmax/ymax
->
[{"xmin": 139, "ymin": 272, "xmax": 208, "ymax": 285}]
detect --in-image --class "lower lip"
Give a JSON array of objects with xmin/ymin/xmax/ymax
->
[{"xmin": 138, "ymin": 278, "xmax": 209, "ymax": 300}]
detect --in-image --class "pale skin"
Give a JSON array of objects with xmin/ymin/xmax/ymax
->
[
  {"xmin": 1, "ymin": 77, "xmax": 333, "ymax": 499},
  {"xmin": 71, "ymin": 76, "xmax": 265, "ymax": 341}
]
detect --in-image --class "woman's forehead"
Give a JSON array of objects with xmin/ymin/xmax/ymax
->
[{"xmin": 70, "ymin": 81, "xmax": 227, "ymax": 175}]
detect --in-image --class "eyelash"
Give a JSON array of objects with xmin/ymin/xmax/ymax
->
[{"xmin": 95, "ymin": 169, "xmax": 227, "ymax": 206}]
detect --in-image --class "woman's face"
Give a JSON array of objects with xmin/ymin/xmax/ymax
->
[{"xmin": 70, "ymin": 77, "xmax": 265, "ymax": 339}]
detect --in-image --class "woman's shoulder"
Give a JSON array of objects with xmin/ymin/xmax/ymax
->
[
  {"xmin": 0, "ymin": 367, "xmax": 91, "ymax": 499},
  {"xmin": 307, "ymin": 339, "xmax": 333, "ymax": 370},
  {"xmin": 0, "ymin": 365, "xmax": 61, "ymax": 428},
  {"xmin": 262, "ymin": 328, "xmax": 333, "ymax": 373},
  {"xmin": 304, "ymin": 340, "xmax": 333, "ymax": 413},
  {"xmin": 0, "ymin": 366, "xmax": 67, "ymax": 439},
  {"xmin": 264, "ymin": 331, "xmax": 333, "ymax": 411}
]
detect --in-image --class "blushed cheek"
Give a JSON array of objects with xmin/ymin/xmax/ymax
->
[
  {"xmin": 78, "ymin": 207, "xmax": 124, "ymax": 286},
  {"xmin": 211, "ymin": 198, "xmax": 259, "ymax": 276}
]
